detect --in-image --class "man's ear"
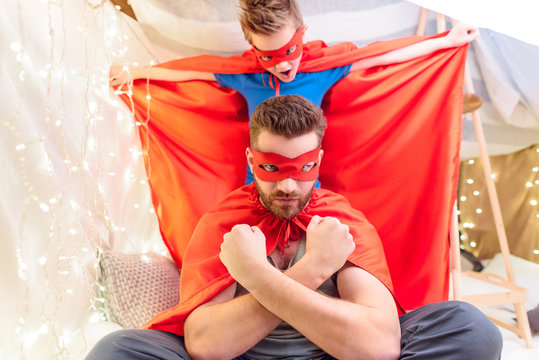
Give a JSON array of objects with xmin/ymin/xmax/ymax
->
[
  {"xmin": 318, "ymin": 148, "xmax": 323, "ymax": 167},
  {"xmin": 246, "ymin": 147, "xmax": 254, "ymax": 174}
]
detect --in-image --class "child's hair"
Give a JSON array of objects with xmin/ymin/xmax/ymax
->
[
  {"xmin": 238, "ymin": 0, "xmax": 304, "ymax": 43},
  {"xmin": 250, "ymin": 95, "xmax": 327, "ymax": 149}
]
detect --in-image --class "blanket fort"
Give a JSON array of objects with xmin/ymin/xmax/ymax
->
[{"xmin": 114, "ymin": 32, "xmax": 468, "ymax": 311}]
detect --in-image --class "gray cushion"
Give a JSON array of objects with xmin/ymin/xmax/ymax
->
[{"xmin": 99, "ymin": 250, "xmax": 181, "ymax": 329}]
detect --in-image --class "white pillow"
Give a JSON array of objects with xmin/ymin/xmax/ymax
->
[{"xmin": 481, "ymin": 253, "xmax": 539, "ymax": 311}]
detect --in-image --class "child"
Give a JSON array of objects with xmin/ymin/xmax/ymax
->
[{"xmin": 111, "ymin": 0, "xmax": 478, "ymax": 184}]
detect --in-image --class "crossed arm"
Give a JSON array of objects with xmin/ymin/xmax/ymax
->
[{"xmin": 184, "ymin": 216, "xmax": 401, "ymax": 360}]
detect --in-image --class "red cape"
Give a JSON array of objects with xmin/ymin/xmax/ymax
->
[
  {"xmin": 145, "ymin": 184, "xmax": 400, "ymax": 335},
  {"xmin": 114, "ymin": 32, "xmax": 467, "ymax": 311}
]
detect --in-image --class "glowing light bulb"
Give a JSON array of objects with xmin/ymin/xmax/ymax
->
[
  {"xmin": 475, "ymin": 208, "xmax": 482, "ymax": 214},
  {"xmin": 466, "ymin": 179, "xmax": 474, "ymax": 184},
  {"xmin": 473, "ymin": 191, "xmax": 480, "ymax": 196},
  {"xmin": 10, "ymin": 42, "xmax": 22, "ymax": 52},
  {"xmin": 468, "ymin": 159, "xmax": 474, "ymax": 164},
  {"xmin": 460, "ymin": 196, "xmax": 467, "ymax": 201},
  {"xmin": 70, "ymin": 200, "xmax": 79, "ymax": 209}
]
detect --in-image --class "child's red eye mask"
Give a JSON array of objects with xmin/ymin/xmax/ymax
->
[
  {"xmin": 251, "ymin": 146, "xmax": 321, "ymax": 182},
  {"xmin": 252, "ymin": 26, "xmax": 305, "ymax": 68}
]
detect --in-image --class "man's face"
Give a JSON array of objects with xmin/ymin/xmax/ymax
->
[
  {"xmin": 250, "ymin": 23, "xmax": 303, "ymax": 83},
  {"xmin": 247, "ymin": 130, "xmax": 323, "ymax": 219}
]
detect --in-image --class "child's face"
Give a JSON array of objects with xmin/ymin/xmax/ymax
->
[{"xmin": 250, "ymin": 23, "xmax": 303, "ymax": 83}]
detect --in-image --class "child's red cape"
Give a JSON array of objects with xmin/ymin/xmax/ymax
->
[
  {"xmin": 114, "ymin": 32, "xmax": 467, "ymax": 311},
  {"xmin": 144, "ymin": 184, "xmax": 401, "ymax": 335}
]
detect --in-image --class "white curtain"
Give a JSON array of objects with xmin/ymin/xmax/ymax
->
[{"xmin": 0, "ymin": 1, "xmax": 162, "ymax": 358}]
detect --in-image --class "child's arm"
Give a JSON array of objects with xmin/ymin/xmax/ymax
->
[
  {"xmin": 350, "ymin": 22, "xmax": 478, "ymax": 72},
  {"xmin": 110, "ymin": 65, "xmax": 216, "ymax": 87}
]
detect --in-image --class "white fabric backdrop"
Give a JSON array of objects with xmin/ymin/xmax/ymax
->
[
  {"xmin": 1, "ymin": 0, "xmax": 538, "ymax": 358},
  {"xmin": 1, "ymin": 1, "xmax": 163, "ymax": 358}
]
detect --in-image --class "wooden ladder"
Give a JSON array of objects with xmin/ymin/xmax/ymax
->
[{"xmin": 417, "ymin": 8, "xmax": 533, "ymax": 348}]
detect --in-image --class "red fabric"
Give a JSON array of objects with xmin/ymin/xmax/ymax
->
[
  {"xmin": 114, "ymin": 32, "xmax": 467, "ymax": 311},
  {"xmin": 251, "ymin": 146, "xmax": 321, "ymax": 181},
  {"xmin": 252, "ymin": 26, "xmax": 305, "ymax": 68},
  {"xmin": 144, "ymin": 184, "xmax": 400, "ymax": 335}
]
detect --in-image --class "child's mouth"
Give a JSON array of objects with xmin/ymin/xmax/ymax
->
[{"xmin": 280, "ymin": 69, "xmax": 292, "ymax": 79}]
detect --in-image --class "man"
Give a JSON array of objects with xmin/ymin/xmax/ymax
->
[{"xmin": 87, "ymin": 95, "xmax": 502, "ymax": 359}]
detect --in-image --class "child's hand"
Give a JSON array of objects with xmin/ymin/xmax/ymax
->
[
  {"xmin": 109, "ymin": 65, "xmax": 130, "ymax": 87},
  {"xmin": 446, "ymin": 22, "xmax": 479, "ymax": 47}
]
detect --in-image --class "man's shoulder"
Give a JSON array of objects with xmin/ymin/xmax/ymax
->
[
  {"xmin": 312, "ymin": 187, "xmax": 350, "ymax": 204},
  {"xmin": 202, "ymin": 184, "xmax": 259, "ymax": 217},
  {"xmin": 309, "ymin": 188, "xmax": 370, "ymax": 222}
]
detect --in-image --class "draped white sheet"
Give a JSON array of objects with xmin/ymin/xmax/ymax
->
[
  {"xmin": 1, "ymin": 1, "xmax": 163, "ymax": 358},
  {"xmin": 1, "ymin": 0, "xmax": 538, "ymax": 359}
]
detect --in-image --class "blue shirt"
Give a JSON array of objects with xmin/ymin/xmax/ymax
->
[
  {"xmin": 215, "ymin": 65, "xmax": 351, "ymax": 116},
  {"xmin": 215, "ymin": 66, "xmax": 351, "ymax": 186}
]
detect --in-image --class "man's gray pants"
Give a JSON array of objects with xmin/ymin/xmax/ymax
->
[{"xmin": 86, "ymin": 301, "xmax": 503, "ymax": 359}]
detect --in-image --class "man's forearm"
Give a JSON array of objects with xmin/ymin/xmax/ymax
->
[
  {"xmin": 242, "ymin": 264, "xmax": 401, "ymax": 360},
  {"xmin": 184, "ymin": 256, "xmax": 332, "ymax": 360}
]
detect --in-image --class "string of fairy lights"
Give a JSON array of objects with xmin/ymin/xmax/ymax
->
[
  {"xmin": 458, "ymin": 147, "xmax": 539, "ymax": 260},
  {"xmin": 4, "ymin": 1, "xmax": 538, "ymax": 359},
  {"xmin": 4, "ymin": 1, "xmax": 165, "ymax": 358}
]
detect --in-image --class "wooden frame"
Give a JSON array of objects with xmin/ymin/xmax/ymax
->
[{"xmin": 417, "ymin": 8, "xmax": 533, "ymax": 348}]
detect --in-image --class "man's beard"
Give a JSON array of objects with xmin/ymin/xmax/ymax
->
[{"xmin": 254, "ymin": 179, "xmax": 314, "ymax": 220}]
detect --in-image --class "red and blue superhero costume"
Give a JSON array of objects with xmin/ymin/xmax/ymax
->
[{"xmin": 113, "ymin": 32, "xmax": 468, "ymax": 311}]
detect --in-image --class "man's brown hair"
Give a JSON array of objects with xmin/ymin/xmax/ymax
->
[
  {"xmin": 238, "ymin": 0, "xmax": 304, "ymax": 43},
  {"xmin": 250, "ymin": 95, "xmax": 327, "ymax": 149}
]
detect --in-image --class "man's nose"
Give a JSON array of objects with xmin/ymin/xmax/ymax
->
[{"xmin": 277, "ymin": 178, "xmax": 298, "ymax": 193}]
